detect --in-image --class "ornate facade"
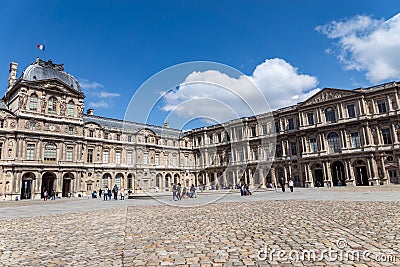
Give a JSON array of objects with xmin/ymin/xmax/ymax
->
[{"xmin": 0, "ymin": 58, "xmax": 399, "ymax": 200}]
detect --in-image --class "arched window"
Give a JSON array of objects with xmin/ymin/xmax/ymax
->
[
  {"xmin": 325, "ymin": 107, "xmax": 336, "ymax": 123},
  {"xmin": 327, "ymin": 132, "xmax": 341, "ymax": 153},
  {"xmin": 102, "ymin": 173, "xmax": 110, "ymax": 188},
  {"xmin": 115, "ymin": 173, "xmax": 123, "ymax": 188},
  {"xmin": 127, "ymin": 174, "xmax": 133, "ymax": 189},
  {"xmin": 67, "ymin": 100, "xmax": 75, "ymax": 116},
  {"xmin": 29, "ymin": 94, "xmax": 38, "ymax": 111},
  {"xmin": 48, "ymin": 97, "xmax": 57, "ymax": 114},
  {"xmin": 44, "ymin": 143, "xmax": 57, "ymax": 161}
]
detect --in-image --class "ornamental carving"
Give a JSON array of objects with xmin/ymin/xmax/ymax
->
[
  {"xmin": 9, "ymin": 120, "xmax": 16, "ymax": 128},
  {"xmin": 44, "ymin": 123, "xmax": 60, "ymax": 132},
  {"xmin": 305, "ymin": 90, "xmax": 352, "ymax": 106}
]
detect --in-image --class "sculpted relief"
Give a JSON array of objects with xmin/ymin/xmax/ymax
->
[{"xmin": 305, "ymin": 90, "xmax": 354, "ymax": 106}]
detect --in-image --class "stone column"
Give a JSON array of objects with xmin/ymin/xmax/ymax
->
[
  {"xmin": 391, "ymin": 123, "xmax": 399, "ymax": 144},
  {"xmin": 387, "ymin": 95, "xmax": 393, "ymax": 111},
  {"xmin": 270, "ymin": 167, "xmax": 276, "ymax": 186},
  {"xmin": 375, "ymin": 126, "xmax": 382, "ymax": 145},
  {"xmin": 307, "ymin": 164, "xmax": 314, "ymax": 187},
  {"xmin": 380, "ymin": 157, "xmax": 388, "ymax": 184},
  {"xmin": 283, "ymin": 166, "xmax": 288, "ymax": 184}
]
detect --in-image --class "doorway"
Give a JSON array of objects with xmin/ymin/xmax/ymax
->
[{"xmin": 42, "ymin": 172, "xmax": 56, "ymax": 198}]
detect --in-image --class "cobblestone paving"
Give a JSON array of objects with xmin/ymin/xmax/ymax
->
[{"xmin": 0, "ymin": 196, "xmax": 399, "ymax": 266}]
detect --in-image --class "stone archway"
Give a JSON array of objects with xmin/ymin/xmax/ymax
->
[
  {"xmin": 312, "ymin": 163, "xmax": 324, "ymax": 187},
  {"xmin": 156, "ymin": 173, "xmax": 162, "ymax": 190},
  {"xmin": 21, "ymin": 172, "xmax": 35, "ymax": 199},
  {"xmin": 165, "ymin": 173, "xmax": 172, "ymax": 189},
  {"xmin": 354, "ymin": 160, "xmax": 369, "ymax": 186},
  {"xmin": 102, "ymin": 173, "xmax": 112, "ymax": 189},
  {"xmin": 42, "ymin": 172, "xmax": 56, "ymax": 198},
  {"xmin": 331, "ymin": 161, "xmax": 346, "ymax": 186},
  {"xmin": 62, "ymin": 173, "xmax": 74, "ymax": 197}
]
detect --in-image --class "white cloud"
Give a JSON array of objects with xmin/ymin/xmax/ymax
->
[
  {"xmin": 161, "ymin": 58, "xmax": 319, "ymax": 122},
  {"xmin": 88, "ymin": 100, "xmax": 109, "ymax": 108},
  {"xmin": 317, "ymin": 13, "xmax": 400, "ymax": 83},
  {"xmin": 79, "ymin": 78, "xmax": 120, "ymax": 109}
]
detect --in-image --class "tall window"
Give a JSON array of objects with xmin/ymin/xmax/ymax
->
[
  {"xmin": 252, "ymin": 147, "xmax": 258, "ymax": 160},
  {"xmin": 288, "ymin": 118, "xmax": 295, "ymax": 130},
  {"xmin": 164, "ymin": 155, "xmax": 169, "ymax": 166},
  {"xmin": 143, "ymin": 153, "xmax": 148, "ymax": 165},
  {"xmin": 29, "ymin": 121, "xmax": 36, "ymax": 131},
  {"xmin": 103, "ymin": 150, "xmax": 109, "ymax": 163},
  {"xmin": 251, "ymin": 126, "xmax": 257, "ymax": 137},
  {"xmin": 325, "ymin": 107, "xmax": 336, "ymax": 123},
  {"xmin": 310, "ymin": 138, "xmax": 318, "ymax": 153},
  {"xmin": 307, "ymin": 113, "xmax": 314, "ymax": 125},
  {"xmin": 102, "ymin": 174, "xmax": 108, "ymax": 188},
  {"xmin": 104, "ymin": 132, "xmax": 109, "ymax": 140},
  {"xmin": 66, "ymin": 146, "xmax": 73, "ymax": 161},
  {"xmin": 128, "ymin": 136, "xmax": 132, "ymax": 142},
  {"xmin": 87, "ymin": 149, "xmax": 93, "ymax": 163},
  {"xmin": 382, "ymin": 128, "xmax": 392, "ymax": 144},
  {"xmin": 237, "ymin": 128, "xmax": 243, "ymax": 139},
  {"xmin": 347, "ymin": 104, "xmax": 356, "ymax": 118},
  {"xmin": 116, "ymin": 134, "xmax": 121, "ymax": 141},
  {"xmin": 0, "ymin": 142, "xmax": 2, "ymax": 159},
  {"xmin": 26, "ymin": 144, "xmax": 35, "ymax": 160},
  {"xmin": 0, "ymin": 120, "xmax": 3, "ymax": 128},
  {"xmin": 127, "ymin": 175, "xmax": 133, "ymax": 189},
  {"xmin": 29, "ymin": 94, "xmax": 38, "ymax": 111},
  {"xmin": 275, "ymin": 122, "xmax": 280, "ymax": 133},
  {"xmin": 48, "ymin": 97, "xmax": 57, "ymax": 114},
  {"xmin": 115, "ymin": 151, "xmax": 121, "ymax": 164},
  {"xmin": 327, "ymin": 132, "xmax": 341, "ymax": 153},
  {"xmin": 115, "ymin": 174, "xmax": 122, "ymax": 188},
  {"xmin": 127, "ymin": 152, "xmax": 132, "ymax": 165},
  {"xmin": 275, "ymin": 144, "xmax": 282, "ymax": 157},
  {"xmin": 290, "ymin": 142, "xmax": 297, "ymax": 155},
  {"xmin": 67, "ymin": 101, "xmax": 75, "ymax": 116},
  {"xmin": 262, "ymin": 124, "xmax": 268, "ymax": 135},
  {"xmin": 44, "ymin": 143, "xmax": 57, "ymax": 161},
  {"xmin": 68, "ymin": 126, "xmax": 74, "ymax": 135},
  {"xmin": 351, "ymin": 132, "xmax": 360, "ymax": 148},
  {"xmin": 155, "ymin": 154, "xmax": 159, "ymax": 165},
  {"xmin": 89, "ymin": 130, "xmax": 94, "ymax": 137},
  {"xmin": 377, "ymin": 100, "xmax": 387, "ymax": 113},
  {"xmin": 172, "ymin": 154, "xmax": 177, "ymax": 166}
]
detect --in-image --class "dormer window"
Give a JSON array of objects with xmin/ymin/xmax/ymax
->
[
  {"xmin": 29, "ymin": 94, "xmax": 38, "ymax": 111},
  {"xmin": 48, "ymin": 97, "xmax": 57, "ymax": 114},
  {"xmin": 67, "ymin": 101, "xmax": 75, "ymax": 116}
]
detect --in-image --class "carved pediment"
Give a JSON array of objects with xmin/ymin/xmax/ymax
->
[{"xmin": 300, "ymin": 89, "xmax": 360, "ymax": 107}]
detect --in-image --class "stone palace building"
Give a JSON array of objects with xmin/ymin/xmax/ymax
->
[{"xmin": 0, "ymin": 58, "xmax": 399, "ymax": 200}]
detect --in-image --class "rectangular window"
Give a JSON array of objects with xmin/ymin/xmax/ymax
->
[
  {"xmin": 238, "ymin": 151, "xmax": 243, "ymax": 161},
  {"xmin": 66, "ymin": 146, "xmax": 73, "ymax": 161},
  {"xmin": 155, "ymin": 154, "xmax": 159, "ymax": 165},
  {"xmin": 164, "ymin": 155, "xmax": 169, "ymax": 166},
  {"xmin": 310, "ymin": 138, "xmax": 318, "ymax": 153},
  {"xmin": 237, "ymin": 128, "xmax": 243, "ymax": 139},
  {"xmin": 351, "ymin": 132, "xmax": 360, "ymax": 148},
  {"xmin": 251, "ymin": 126, "xmax": 257, "ymax": 137},
  {"xmin": 172, "ymin": 155, "xmax": 177, "ymax": 166},
  {"xmin": 197, "ymin": 137, "xmax": 201, "ymax": 146},
  {"xmin": 116, "ymin": 134, "xmax": 121, "ymax": 141},
  {"xmin": 104, "ymin": 132, "xmax": 109, "ymax": 140},
  {"xmin": 290, "ymin": 141, "xmax": 297, "ymax": 155},
  {"xmin": 0, "ymin": 142, "xmax": 2, "ymax": 159},
  {"xmin": 103, "ymin": 150, "xmax": 109, "ymax": 163},
  {"xmin": 143, "ymin": 153, "xmax": 148, "ymax": 165},
  {"xmin": 262, "ymin": 124, "xmax": 267, "ymax": 135},
  {"xmin": 87, "ymin": 149, "xmax": 93, "ymax": 163},
  {"xmin": 227, "ymin": 152, "xmax": 231, "ymax": 163},
  {"xmin": 68, "ymin": 126, "xmax": 74, "ymax": 135},
  {"xmin": 115, "ymin": 151, "xmax": 121, "ymax": 164},
  {"xmin": 275, "ymin": 122, "xmax": 280, "ymax": 133},
  {"xmin": 128, "ymin": 136, "xmax": 132, "ymax": 142},
  {"xmin": 29, "ymin": 122, "xmax": 36, "ymax": 131},
  {"xmin": 218, "ymin": 133, "xmax": 222, "ymax": 143},
  {"xmin": 89, "ymin": 130, "xmax": 94, "ymax": 137},
  {"xmin": 307, "ymin": 113, "xmax": 314, "ymax": 125},
  {"xmin": 185, "ymin": 155, "xmax": 188, "ymax": 166},
  {"xmin": 0, "ymin": 120, "xmax": 3, "ymax": 128},
  {"xmin": 127, "ymin": 152, "xmax": 132, "ymax": 165},
  {"xmin": 377, "ymin": 100, "xmax": 387, "ymax": 113},
  {"xmin": 275, "ymin": 144, "xmax": 282, "ymax": 157},
  {"xmin": 382, "ymin": 128, "xmax": 392, "ymax": 144},
  {"xmin": 288, "ymin": 118, "xmax": 295, "ymax": 130},
  {"xmin": 347, "ymin": 104, "xmax": 356, "ymax": 118},
  {"xmin": 26, "ymin": 144, "xmax": 35, "ymax": 160},
  {"xmin": 252, "ymin": 147, "xmax": 258, "ymax": 160}
]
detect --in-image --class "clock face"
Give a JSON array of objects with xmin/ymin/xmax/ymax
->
[{"xmin": 49, "ymin": 125, "xmax": 55, "ymax": 131}]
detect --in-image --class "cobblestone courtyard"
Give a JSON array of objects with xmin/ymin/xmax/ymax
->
[{"xmin": 0, "ymin": 187, "xmax": 399, "ymax": 266}]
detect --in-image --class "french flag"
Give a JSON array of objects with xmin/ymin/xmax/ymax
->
[{"xmin": 37, "ymin": 44, "xmax": 45, "ymax": 51}]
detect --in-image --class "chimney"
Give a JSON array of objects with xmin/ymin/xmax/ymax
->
[
  {"xmin": 8, "ymin": 62, "xmax": 18, "ymax": 91},
  {"xmin": 163, "ymin": 122, "xmax": 170, "ymax": 128},
  {"xmin": 87, "ymin": 108, "xmax": 94, "ymax": 116}
]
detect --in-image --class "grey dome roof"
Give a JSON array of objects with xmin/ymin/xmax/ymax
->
[{"xmin": 22, "ymin": 59, "xmax": 81, "ymax": 91}]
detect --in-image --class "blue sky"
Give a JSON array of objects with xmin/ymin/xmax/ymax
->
[{"xmin": 0, "ymin": 1, "xmax": 399, "ymax": 129}]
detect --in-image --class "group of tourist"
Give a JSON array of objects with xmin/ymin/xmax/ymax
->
[
  {"xmin": 96, "ymin": 185, "xmax": 125, "ymax": 200},
  {"xmin": 238, "ymin": 184, "xmax": 252, "ymax": 196},
  {"xmin": 172, "ymin": 183, "xmax": 196, "ymax": 200},
  {"xmin": 42, "ymin": 190, "xmax": 59, "ymax": 201},
  {"xmin": 277, "ymin": 177, "xmax": 295, "ymax": 192}
]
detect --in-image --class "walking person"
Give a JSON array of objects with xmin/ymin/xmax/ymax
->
[
  {"xmin": 99, "ymin": 188, "xmax": 103, "ymax": 199},
  {"xmin": 113, "ymin": 185, "xmax": 118, "ymax": 200},
  {"xmin": 43, "ymin": 190, "xmax": 48, "ymax": 201},
  {"xmin": 172, "ymin": 183, "xmax": 177, "ymax": 201},
  {"xmin": 288, "ymin": 179, "xmax": 294, "ymax": 192},
  {"xmin": 103, "ymin": 187, "xmax": 108, "ymax": 201},
  {"xmin": 177, "ymin": 183, "xmax": 182, "ymax": 200},
  {"xmin": 279, "ymin": 177, "xmax": 285, "ymax": 192},
  {"xmin": 120, "ymin": 188, "xmax": 125, "ymax": 200}
]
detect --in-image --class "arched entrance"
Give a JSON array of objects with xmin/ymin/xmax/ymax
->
[
  {"xmin": 331, "ymin": 161, "xmax": 346, "ymax": 186},
  {"xmin": 127, "ymin": 174, "xmax": 133, "ymax": 190},
  {"xmin": 165, "ymin": 173, "xmax": 171, "ymax": 189},
  {"xmin": 115, "ymin": 173, "xmax": 123, "ymax": 189},
  {"xmin": 102, "ymin": 173, "xmax": 111, "ymax": 189},
  {"xmin": 21, "ymin": 172, "xmax": 35, "ymax": 199},
  {"xmin": 156, "ymin": 173, "xmax": 162, "ymax": 189},
  {"xmin": 62, "ymin": 173, "xmax": 74, "ymax": 197},
  {"xmin": 312, "ymin": 164, "xmax": 324, "ymax": 187},
  {"xmin": 354, "ymin": 160, "xmax": 369, "ymax": 186},
  {"xmin": 42, "ymin": 172, "xmax": 56, "ymax": 198},
  {"xmin": 174, "ymin": 174, "xmax": 180, "ymax": 184}
]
